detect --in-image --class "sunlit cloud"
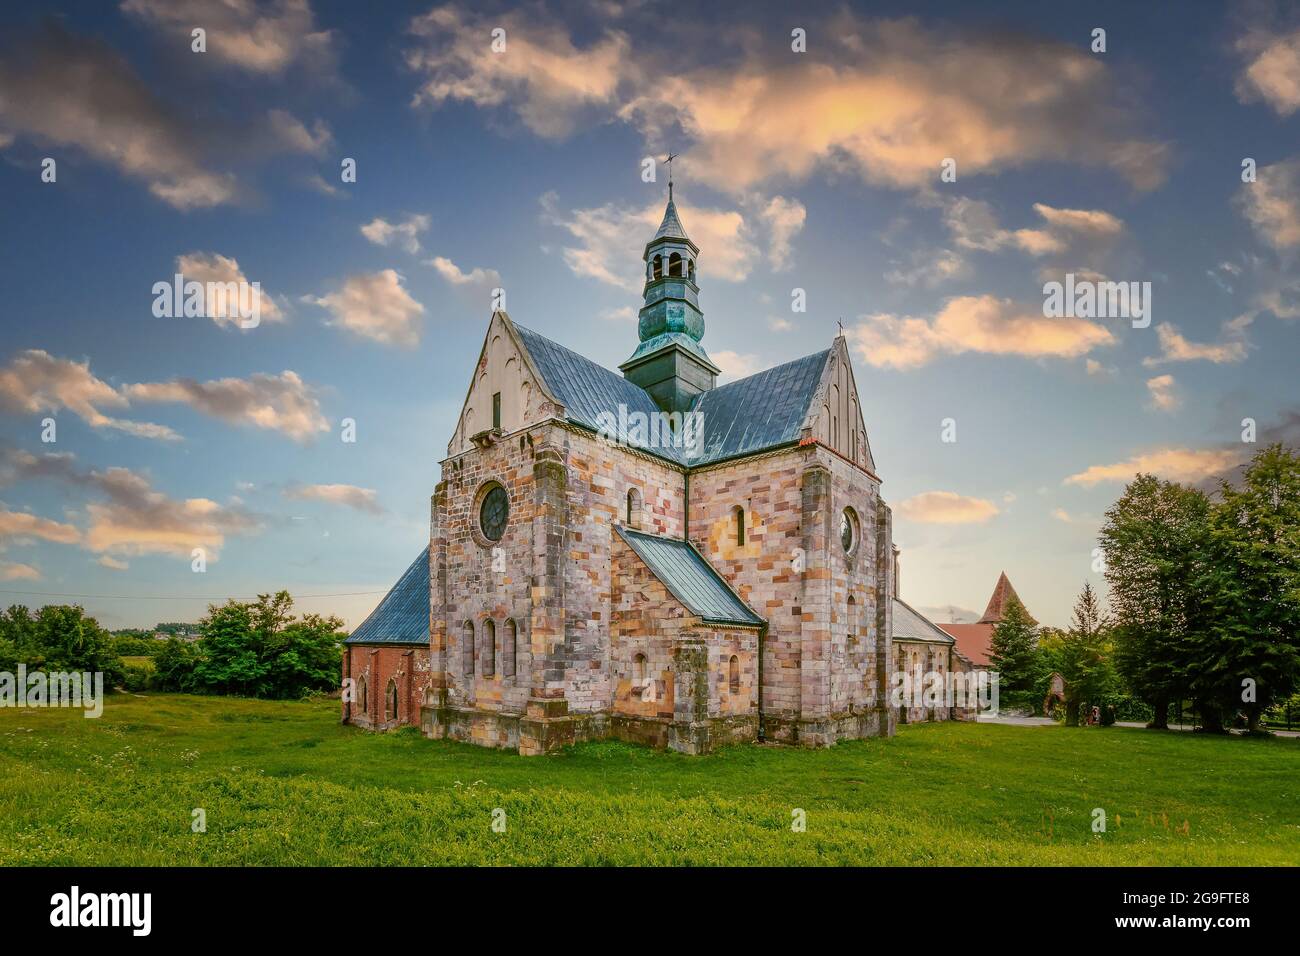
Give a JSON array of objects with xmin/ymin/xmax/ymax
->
[
  {"xmin": 306, "ymin": 269, "xmax": 425, "ymax": 347},
  {"xmin": 896, "ymin": 491, "xmax": 1000, "ymax": 524},
  {"xmin": 1063, "ymin": 447, "xmax": 1244, "ymax": 486},
  {"xmin": 847, "ymin": 295, "xmax": 1114, "ymax": 369},
  {"xmin": 284, "ymin": 482, "xmax": 382, "ymax": 514}
]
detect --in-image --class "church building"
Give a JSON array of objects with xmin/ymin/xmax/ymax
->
[{"xmin": 343, "ymin": 188, "xmax": 964, "ymax": 754}]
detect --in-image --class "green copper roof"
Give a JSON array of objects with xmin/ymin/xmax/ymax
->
[
  {"xmin": 622, "ymin": 330, "xmax": 718, "ymax": 370},
  {"xmin": 616, "ymin": 527, "xmax": 764, "ymax": 626},
  {"xmin": 346, "ymin": 547, "xmax": 430, "ymax": 645},
  {"xmin": 689, "ymin": 349, "xmax": 831, "ymax": 465},
  {"xmin": 892, "ymin": 597, "xmax": 955, "ymax": 645}
]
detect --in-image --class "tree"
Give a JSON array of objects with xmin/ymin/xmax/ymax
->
[
  {"xmin": 191, "ymin": 591, "xmax": 344, "ymax": 698},
  {"xmin": 152, "ymin": 637, "xmax": 200, "ymax": 692},
  {"xmin": 1190, "ymin": 445, "xmax": 1300, "ymax": 733},
  {"xmin": 988, "ymin": 595, "xmax": 1042, "ymax": 708},
  {"xmin": 1055, "ymin": 582, "xmax": 1115, "ymax": 725},
  {"xmin": 0, "ymin": 604, "xmax": 124, "ymax": 686},
  {"xmin": 1099, "ymin": 474, "xmax": 1209, "ymax": 729}
]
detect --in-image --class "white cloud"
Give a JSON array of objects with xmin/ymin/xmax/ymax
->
[
  {"xmin": 361, "ymin": 214, "xmax": 431, "ymax": 254},
  {"xmin": 427, "ymin": 256, "xmax": 502, "ymax": 290},
  {"xmin": 0, "ymin": 350, "xmax": 179, "ymax": 440},
  {"xmin": 0, "ymin": 562, "xmax": 41, "ymax": 581},
  {"xmin": 1064, "ymin": 447, "xmax": 1244, "ymax": 486},
  {"xmin": 945, "ymin": 199, "xmax": 1125, "ymax": 267},
  {"xmin": 0, "ymin": 23, "xmax": 237, "ymax": 209},
  {"xmin": 1142, "ymin": 324, "xmax": 1248, "ymax": 366},
  {"xmin": 883, "ymin": 248, "xmax": 970, "ymax": 287},
  {"xmin": 0, "ymin": 508, "xmax": 81, "ymax": 545},
  {"xmin": 1235, "ymin": 25, "xmax": 1300, "ymax": 116},
  {"xmin": 284, "ymin": 483, "xmax": 382, "ymax": 514},
  {"xmin": 307, "ymin": 270, "xmax": 425, "ymax": 347},
  {"xmin": 265, "ymin": 109, "xmax": 333, "ymax": 156},
  {"xmin": 174, "ymin": 252, "xmax": 284, "ymax": 327},
  {"xmin": 1146, "ymin": 374, "xmax": 1181, "ymax": 413},
  {"xmin": 96, "ymin": 555, "xmax": 129, "ymax": 571},
  {"xmin": 896, "ymin": 491, "xmax": 999, "ymax": 525},
  {"xmin": 540, "ymin": 192, "xmax": 759, "ymax": 291},
  {"xmin": 125, "ymin": 371, "xmax": 329, "ymax": 443},
  {"xmin": 768, "ymin": 316, "xmax": 795, "ymax": 332},
  {"xmin": 846, "ymin": 295, "xmax": 1114, "ymax": 370},
  {"xmin": 1238, "ymin": 157, "xmax": 1300, "ymax": 250},
  {"xmin": 406, "ymin": 8, "xmax": 1168, "ymax": 194},
  {"xmin": 122, "ymin": 0, "xmax": 338, "ymax": 77},
  {"xmin": 710, "ymin": 350, "xmax": 761, "ymax": 383},
  {"xmin": 755, "ymin": 195, "xmax": 806, "ymax": 269}
]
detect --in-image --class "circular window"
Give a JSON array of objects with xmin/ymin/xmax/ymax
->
[
  {"xmin": 479, "ymin": 485, "xmax": 509, "ymax": 541},
  {"xmin": 840, "ymin": 507, "xmax": 858, "ymax": 554}
]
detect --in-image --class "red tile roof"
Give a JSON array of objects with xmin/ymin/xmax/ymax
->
[{"xmin": 937, "ymin": 623, "xmax": 995, "ymax": 667}]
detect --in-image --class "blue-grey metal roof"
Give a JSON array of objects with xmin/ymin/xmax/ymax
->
[
  {"xmin": 512, "ymin": 321, "xmax": 832, "ymax": 469},
  {"xmin": 689, "ymin": 349, "xmax": 831, "ymax": 465},
  {"xmin": 345, "ymin": 547, "xmax": 430, "ymax": 645},
  {"xmin": 615, "ymin": 527, "xmax": 764, "ymax": 627},
  {"xmin": 892, "ymin": 597, "xmax": 955, "ymax": 645},
  {"xmin": 514, "ymin": 322, "xmax": 688, "ymax": 463}
]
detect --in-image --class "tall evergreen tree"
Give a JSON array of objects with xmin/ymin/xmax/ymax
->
[
  {"xmin": 988, "ymin": 595, "xmax": 1041, "ymax": 708},
  {"xmin": 1098, "ymin": 474, "xmax": 1209, "ymax": 729},
  {"xmin": 1056, "ymin": 582, "xmax": 1114, "ymax": 725}
]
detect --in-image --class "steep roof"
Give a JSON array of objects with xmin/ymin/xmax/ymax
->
[
  {"xmin": 654, "ymin": 197, "xmax": 690, "ymax": 242},
  {"xmin": 615, "ymin": 526, "xmax": 763, "ymax": 627},
  {"xmin": 937, "ymin": 623, "xmax": 995, "ymax": 667},
  {"xmin": 892, "ymin": 597, "xmax": 956, "ymax": 645},
  {"xmin": 513, "ymin": 322, "xmax": 671, "ymax": 453},
  {"xmin": 345, "ymin": 548, "xmax": 430, "ymax": 645},
  {"xmin": 978, "ymin": 572, "xmax": 1037, "ymax": 625},
  {"xmin": 689, "ymin": 349, "xmax": 832, "ymax": 466},
  {"xmin": 512, "ymin": 319, "xmax": 834, "ymax": 470}
]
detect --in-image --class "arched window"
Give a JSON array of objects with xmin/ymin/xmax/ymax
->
[
  {"xmin": 848, "ymin": 594, "xmax": 858, "ymax": 642},
  {"xmin": 503, "ymin": 619, "xmax": 517, "ymax": 679},
  {"xmin": 729, "ymin": 655, "xmax": 740, "ymax": 695},
  {"xmin": 652, "ymin": 255, "xmax": 663, "ymax": 280},
  {"xmin": 688, "ymin": 259, "xmax": 695, "ymax": 281},
  {"xmin": 463, "ymin": 620, "xmax": 475, "ymax": 677},
  {"xmin": 483, "ymin": 619, "xmax": 497, "ymax": 677},
  {"xmin": 386, "ymin": 680, "xmax": 398, "ymax": 721},
  {"xmin": 356, "ymin": 675, "xmax": 367, "ymax": 713},
  {"xmin": 734, "ymin": 506, "xmax": 745, "ymax": 546},
  {"xmin": 633, "ymin": 652, "xmax": 647, "ymax": 683},
  {"xmin": 668, "ymin": 252, "xmax": 682, "ymax": 277},
  {"xmin": 626, "ymin": 487, "xmax": 642, "ymax": 528}
]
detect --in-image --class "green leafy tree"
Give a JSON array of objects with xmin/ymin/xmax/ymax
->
[
  {"xmin": 1099, "ymin": 474, "xmax": 1209, "ymax": 729},
  {"xmin": 1190, "ymin": 445, "xmax": 1300, "ymax": 734},
  {"xmin": 152, "ymin": 637, "xmax": 200, "ymax": 692},
  {"xmin": 988, "ymin": 595, "xmax": 1042, "ymax": 708},
  {"xmin": 191, "ymin": 592, "xmax": 344, "ymax": 698},
  {"xmin": 0, "ymin": 604, "xmax": 124, "ymax": 686}
]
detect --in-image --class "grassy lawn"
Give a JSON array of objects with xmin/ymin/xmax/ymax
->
[{"xmin": 1, "ymin": 693, "xmax": 1297, "ymax": 866}]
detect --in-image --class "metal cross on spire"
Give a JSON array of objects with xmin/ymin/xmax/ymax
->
[{"xmin": 665, "ymin": 152, "xmax": 678, "ymax": 200}]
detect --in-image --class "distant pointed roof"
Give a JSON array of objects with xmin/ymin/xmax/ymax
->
[
  {"xmin": 978, "ymin": 572, "xmax": 1036, "ymax": 625},
  {"xmin": 653, "ymin": 197, "xmax": 690, "ymax": 242}
]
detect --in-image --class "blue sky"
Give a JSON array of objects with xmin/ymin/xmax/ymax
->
[{"xmin": 0, "ymin": 0, "xmax": 1297, "ymax": 630}]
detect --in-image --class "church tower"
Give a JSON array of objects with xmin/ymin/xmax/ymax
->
[{"xmin": 619, "ymin": 178, "xmax": 720, "ymax": 414}]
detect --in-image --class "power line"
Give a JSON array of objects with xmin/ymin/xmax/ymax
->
[{"xmin": 0, "ymin": 583, "xmax": 428, "ymax": 602}]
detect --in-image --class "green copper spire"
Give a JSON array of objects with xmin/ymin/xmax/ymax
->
[{"xmin": 620, "ymin": 166, "xmax": 719, "ymax": 414}]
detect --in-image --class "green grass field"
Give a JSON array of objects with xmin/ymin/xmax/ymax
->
[{"xmin": 1, "ymin": 693, "xmax": 1297, "ymax": 865}]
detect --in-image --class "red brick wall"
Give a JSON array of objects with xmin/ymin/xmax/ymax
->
[{"xmin": 342, "ymin": 644, "xmax": 431, "ymax": 731}]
